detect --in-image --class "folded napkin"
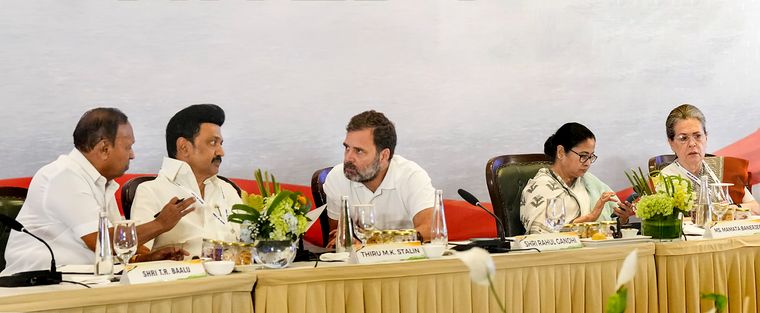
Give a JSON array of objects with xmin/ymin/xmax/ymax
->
[
  {"xmin": 682, "ymin": 223, "xmax": 705, "ymax": 236},
  {"xmin": 319, "ymin": 252, "xmax": 350, "ymax": 262}
]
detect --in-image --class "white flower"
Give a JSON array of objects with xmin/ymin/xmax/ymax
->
[
  {"xmin": 455, "ymin": 247, "xmax": 495, "ymax": 286},
  {"xmin": 283, "ymin": 213, "xmax": 298, "ymax": 233},
  {"xmin": 616, "ymin": 249, "xmax": 638, "ymax": 290}
]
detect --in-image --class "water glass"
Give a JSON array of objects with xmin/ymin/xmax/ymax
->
[
  {"xmin": 113, "ymin": 220, "xmax": 137, "ymax": 266},
  {"xmin": 545, "ymin": 197, "xmax": 566, "ymax": 232},
  {"xmin": 352, "ymin": 204, "xmax": 376, "ymax": 243},
  {"xmin": 710, "ymin": 183, "xmax": 733, "ymax": 221}
]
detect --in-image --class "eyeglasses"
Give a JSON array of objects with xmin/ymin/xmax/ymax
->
[
  {"xmin": 569, "ymin": 149, "xmax": 598, "ymax": 164},
  {"xmin": 674, "ymin": 133, "xmax": 705, "ymax": 144}
]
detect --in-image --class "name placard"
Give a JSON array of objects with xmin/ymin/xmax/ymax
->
[
  {"xmin": 514, "ymin": 233, "xmax": 582, "ymax": 251},
  {"xmin": 703, "ymin": 220, "xmax": 760, "ymax": 239},
  {"xmin": 120, "ymin": 260, "xmax": 206, "ymax": 285},
  {"xmin": 353, "ymin": 242, "xmax": 426, "ymax": 264}
]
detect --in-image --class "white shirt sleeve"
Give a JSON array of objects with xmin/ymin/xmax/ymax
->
[
  {"xmin": 44, "ymin": 169, "xmax": 102, "ymax": 240},
  {"xmin": 131, "ymin": 183, "xmax": 163, "ymax": 250},
  {"xmin": 401, "ymin": 168, "xmax": 436, "ymax": 219}
]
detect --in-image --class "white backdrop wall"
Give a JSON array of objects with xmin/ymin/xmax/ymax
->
[{"xmin": 1, "ymin": 0, "xmax": 759, "ymax": 202}]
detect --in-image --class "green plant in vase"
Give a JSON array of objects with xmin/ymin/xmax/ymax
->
[
  {"xmin": 625, "ymin": 168, "xmax": 694, "ymax": 239},
  {"xmin": 228, "ymin": 169, "xmax": 312, "ymax": 243}
]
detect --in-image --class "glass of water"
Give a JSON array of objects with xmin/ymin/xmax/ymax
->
[
  {"xmin": 352, "ymin": 204, "xmax": 376, "ymax": 243},
  {"xmin": 545, "ymin": 197, "xmax": 566, "ymax": 232},
  {"xmin": 113, "ymin": 220, "xmax": 138, "ymax": 266},
  {"xmin": 710, "ymin": 183, "xmax": 733, "ymax": 221}
]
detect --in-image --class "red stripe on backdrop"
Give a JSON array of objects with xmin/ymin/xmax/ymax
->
[
  {"xmin": 1, "ymin": 174, "xmax": 496, "ymax": 245},
  {"xmin": 714, "ymin": 128, "xmax": 760, "ymax": 186}
]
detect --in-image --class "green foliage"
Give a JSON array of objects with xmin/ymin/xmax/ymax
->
[
  {"xmin": 624, "ymin": 168, "xmax": 655, "ymax": 196},
  {"xmin": 229, "ymin": 169, "xmax": 312, "ymax": 242},
  {"xmin": 701, "ymin": 292, "xmax": 727, "ymax": 313},
  {"xmin": 606, "ymin": 287, "xmax": 628, "ymax": 313},
  {"xmin": 630, "ymin": 170, "xmax": 695, "ymax": 220}
]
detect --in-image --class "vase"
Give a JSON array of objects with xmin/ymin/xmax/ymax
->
[
  {"xmin": 253, "ymin": 240, "xmax": 297, "ymax": 269},
  {"xmin": 641, "ymin": 213, "xmax": 683, "ymax": 239}
]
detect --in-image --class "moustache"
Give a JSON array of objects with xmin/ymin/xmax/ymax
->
[
  {"xmin": 344, "ymin": 162, "xmax": 356, "ymax": 171},
  {"xmin": 212, "ymin": 156, "xmax": 222, "ymax": 164}
]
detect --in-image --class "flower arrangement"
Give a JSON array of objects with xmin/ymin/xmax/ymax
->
[
  {"xmin": 624, "ymin": 169, "xmax": 694, "ymax": 219},
  {"xmin": 228, "ymin": 169, "xmax": 311, "ymax": 243}
]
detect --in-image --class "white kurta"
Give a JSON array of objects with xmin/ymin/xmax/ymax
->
[
  {"xmin": 2, "ymin": 149, "xmax": 122, "ymax": 275},
  {"xmin": 131, "ymin": 158, "xmax": 241, "ymax": 257}
]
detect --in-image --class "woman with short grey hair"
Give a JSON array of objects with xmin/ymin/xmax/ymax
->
[{"xmin": 660, "ymin": 104, "xmax": 758, "ymax": 213}]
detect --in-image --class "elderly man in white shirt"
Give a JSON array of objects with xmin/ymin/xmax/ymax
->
[
  {"xmin": 3, "ymin": 108, "xmax": 194, "ymax": 276},
  {"xmin": 131, "ymin": 104, "xmax": 241, "ymax": 258},
  {"xmin": 325, "ymin": 110, "xmax": 436, "ymax": 242}
]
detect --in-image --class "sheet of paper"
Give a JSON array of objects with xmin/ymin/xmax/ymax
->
[{"xmin": 306, "ymin": 205, "xmax": 326, "ymax": 231}]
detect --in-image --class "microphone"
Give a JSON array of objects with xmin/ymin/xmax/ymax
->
[
  {"xmin": 456, "ymin": 189, "xmax": 510, "ymax": 253},
  {"xmin": 0, "ymin": 214, "xmax": 62, "ymax": 287},
  {"xmin": 457, "ymin": 189, "xmax": 507, "ymax": 241}
]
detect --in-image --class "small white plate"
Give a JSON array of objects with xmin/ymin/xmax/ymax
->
[{"xmin": 580, "ymin": 235, "xmax": 652, "ymax": 247}]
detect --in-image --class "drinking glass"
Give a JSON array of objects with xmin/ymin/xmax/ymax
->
[
  {"xmin": 545, "ymin": 197, "xmax": 566, "ymax": 232},
  {"xmin": 710, "ymin": 183, "xmax": 733, "ymax": 221},
  {"xmin": 352, "ymin": 204, "xmax": 376, "ymax": 243},
  {"xmin": 113, "ymin": 220, "xmax": 138, "ymax": 266}
]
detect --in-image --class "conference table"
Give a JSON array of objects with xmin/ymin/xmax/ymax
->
[
  {"xmin": 654, "ymin": 235, "xmax": 760, "ymax": 313},
  {"xmin": 0, "ymin": 272, "xmax": 256, "ymax": 313},
  {"xmin": 2, "ymin": 235, "xmax": 760, "ymax": 313},
  {"xmin": 254, "ymin": 242, "xmax": 656, "ymax": 313}
]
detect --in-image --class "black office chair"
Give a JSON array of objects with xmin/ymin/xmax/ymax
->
[
  {"xmin": 485, "ymin": 154, "xmax": 551, "ymax": 237},
  {"xmin": 310, "ymin": 167, "xmax": 333, "ymax": 247},
  {"xmin": 0, "ymin": 187, "xmax": 28, "ymax": 272},
  {"xmin": 120, "ymin": 175, "xmax": 241, "ymax": 220},
  {"xmin": 217, "ymin": 175, "xmax": 242, "ymax": 197},
  {"xmin": 120, "ymin": 176, "xmax": 157, "ymax": 220}
]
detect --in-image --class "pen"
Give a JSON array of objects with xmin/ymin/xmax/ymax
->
[{"xmin": 154, "ymin": 198, "xmax": 185, "ymax": 218}]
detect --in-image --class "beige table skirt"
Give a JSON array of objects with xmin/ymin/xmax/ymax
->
[
  {"xmin": 655, "ymin": 235, "xmax": 760, "ymax": 313},
  {"xmin": 0, "ymin": 272, "xmax": 256, "ymax": 313},
  {"xmin": 254, "ymin": 242, "xmax": 656, "ymax": 313}
]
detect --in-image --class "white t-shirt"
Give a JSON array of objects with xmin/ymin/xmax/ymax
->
[
  {"xmin": 2, "ymin": 149, "xmax": 122, "ymax": 275},
  {"xmin": 324, "ymin": 155, "xmax": 435, "ymax": 230},
  {"xmin": 131, "ymin": 158, "xmax": 241, "ymax": 257}
]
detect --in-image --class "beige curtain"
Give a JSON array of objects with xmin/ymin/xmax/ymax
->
[
  {"xmin": 655, "ymin": 235, "xmax": 760, "ymax": 313},
  {"xmin": 254, "ymin": 242, "xmax": 656, "ymax": 313},
  {"xmin": 0, "ymin": 272, "xmax": 256, "ymax": 313}
]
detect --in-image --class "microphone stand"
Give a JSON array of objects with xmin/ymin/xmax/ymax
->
[
  {"xmin": 0, "ymin": 214, "xmax": 62, "ymax": 287},
  {"xmin": 456, "ymin": 189, "xmax": 512, "ymax": 253}
]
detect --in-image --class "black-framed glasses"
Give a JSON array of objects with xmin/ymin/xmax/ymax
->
[{"xmin": 569, "ymin": 149, "xmax": 598, "ymax": 163}]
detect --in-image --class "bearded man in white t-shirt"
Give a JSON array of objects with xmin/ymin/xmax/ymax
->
[
  {"xmin": 324, "ymin": 110, "xmax": 436, "ymax": 242},
  {"xmin": 3, "ymin": 108, "xmax": 194, "ymax": 276}
]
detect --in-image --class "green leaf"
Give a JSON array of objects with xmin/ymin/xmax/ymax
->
[
  {"xmin": 701, "ymin": 293, "xmax": 727, "ymax": 312},
  {"xmin": 254, "ymin": 169, "xmax": 267, "ymax": 198},
  {"xmin": 265, "ymin": 190, "xmax": 292, "ymax": 215},
  {"xmin": 606, "ymin": 287, "xmax": 628, "ymax": 313},
  {"xmin": 228, "ymin": 213, "xmax": 257, "ymax": 223},
  {"xmin": 231, "ymin": 204, "xmax": 258, "ymax": 215}
]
